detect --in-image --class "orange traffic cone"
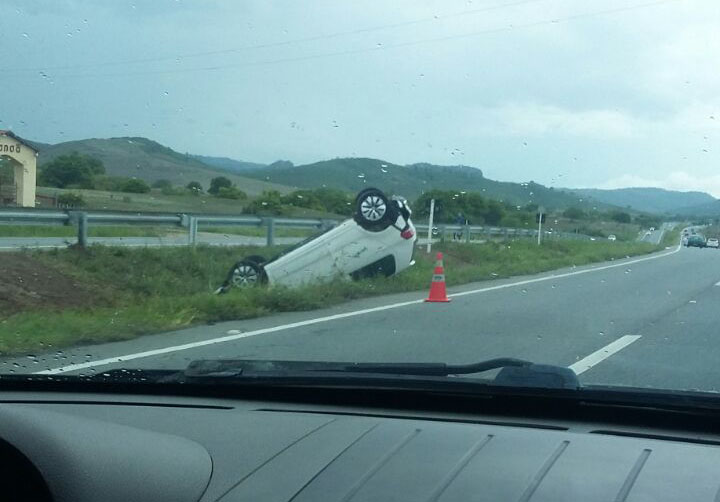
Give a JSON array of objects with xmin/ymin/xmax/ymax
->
[{"xmin": 425, "ymin": 252, "xmax": 451, "ymax": 302}]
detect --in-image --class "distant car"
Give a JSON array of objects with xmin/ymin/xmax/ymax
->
[
  {"xmin": 649, "ymin": 227, "xmax": 655, "ymax": 231},
  {"xmin": 687, "ymin": 235, "xmax": 706, "ymax": 248},
  {"xmin": 217, "ymin": 188, "xmax": 417, "ymax": 292},
  {"xmin": 608, "ymin": 234, "xmax": 617, "ymax": 241},
  {"xmin": 707, "ymin": 238, "xmax": 719, "ymax": 248}
]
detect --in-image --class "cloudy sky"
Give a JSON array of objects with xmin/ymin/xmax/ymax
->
[{"xmin": 2, "ymin": 0, "xmax": 719, "ymax": 194}]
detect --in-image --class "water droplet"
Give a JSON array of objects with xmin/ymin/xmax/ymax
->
[
  {"xmin": 22, "ymin": 32, "xmax": 29, "ymax": 38},
  {"xmin": 624, "ymin": 268, "xmax": 631, "ymax": 274},
  {"xmin": 598, "ymin": 331, "xmax": 605, "ymax": 336},
  {"xmin": 551, "ymin": 284, "xmax": 556, "ymax": 288},
  {"xmin": 689, "ymin": 300, "xmax": 697, "ymax": 304},
  {"xmin": 521, "ymin": 288, "xmax": 528, "ymax": 294},
  {"xmin": 163, "ymin": 91, "xmax": 169, "ymax": 96},
  {"xmin": 536, "ymin": 335, "xmax": 542, "ymax": 340}
]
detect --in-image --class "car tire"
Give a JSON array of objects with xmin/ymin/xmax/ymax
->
[
  {"xmin": 353, "ymin": 188, "xmax": 397, "ymax": 232},
  {"xmin": 226, "ymin": 260, "xmax": 265, "ymax": 288}
]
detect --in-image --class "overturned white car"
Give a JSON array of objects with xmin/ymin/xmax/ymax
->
[{"xmin": 217, "ymin": 188, "xmax": 417, "ymax": 292}]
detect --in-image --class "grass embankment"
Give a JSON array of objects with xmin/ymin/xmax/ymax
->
[
  {"xmin": 200, "ymin": 226, "xmax": 314, "ymax": 238},
  {"xmin": 0, "ymin": 225, "xmax": 169, "ymax": 238},
  {"xmin": 0, "ymin": 239, "xmax": 660, "ymax": 355}
]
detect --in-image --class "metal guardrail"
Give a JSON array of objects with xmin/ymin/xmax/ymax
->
[
  {"xmin": 0, "ymin": 208, "xmax": 593, "ymax": 248},
  {"xmin": 414, "ymin": 224, "xmax": 593, "ymax": 242},
  {"xmin": 0, "ymin": 208, "xmax": 338, "ymax": 247}
]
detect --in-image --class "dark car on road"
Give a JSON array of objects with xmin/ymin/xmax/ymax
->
[{"xmin": 686, "ymin": 235, "xmax": 706, "ymax": 248}]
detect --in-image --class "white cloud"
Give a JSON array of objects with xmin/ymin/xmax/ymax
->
[
  {"xmin": 480, "ymin": 102, "xmax": 641, "ymax": 139},
  {"xmin": 599, "ymin": 172, "xmax": 720, "ymax": 198}
]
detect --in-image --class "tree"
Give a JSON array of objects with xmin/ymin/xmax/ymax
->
[
  {"xmin": 216, "ymin": 186, "xmax": 247, "ymax": 200},
  {"xmin": 609, "ymin": 210, "xmax": 631, "ymax": 224},
  {"xmin": 120, "ymin": 178, "xmax": 151, "ymax": 193},
  {"xmin": 38, "ymin": 152, "xmax": 105, "ymax": 188},
  {"xmin": 186, "ymin": 181, "xmax": 203, "ymax": 194},
  {"xmin": 280, "ymin": 187, "xmax": 353, "ymax": 215},
  {"xmin": 208, "ymin": 176, "xmax": 232, "ymax": 195},
  {"xmin": 563, "ymin": 207, "xmax": 586, "ymax": 220},
  {"xmin": 243, "ymin": 190, "xmax": 284, "ymax": 214}
]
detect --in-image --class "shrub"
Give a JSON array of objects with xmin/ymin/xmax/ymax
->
[
  {"xmin": 208, "ymin": 176, "xmax": 232, "ymax": 195},
  {"xmin": 57, "ymin": 192, "xmax": 85, "ymax": 208},
  {"xmin": 120, "ymin": 178, "xmax": 151, "ymax": 193},
  {"xmin": 216, "ymin": 186, "xmax": 247, "ymax": 200},
  {"xmin": 186, "ymin": 181, "xmax": 203, "ymax": 195}
]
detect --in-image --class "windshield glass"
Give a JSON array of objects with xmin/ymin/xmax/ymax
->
[{"xmin": 1, "ymin": 0, "xmax": 719, "ymax": 396}]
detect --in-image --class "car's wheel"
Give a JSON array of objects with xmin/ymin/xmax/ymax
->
[
  {"xmin": 228, "ymin": 260, "xmax": 264, "ymax": 288},
  {"xmin": 354, "ymin": 188, "xmax": 397, "ymax": 231}
]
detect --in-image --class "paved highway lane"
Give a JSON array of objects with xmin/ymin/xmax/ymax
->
[{"xmin": 18, "ymin": 243, "xmax": 720, "ymax": 391}]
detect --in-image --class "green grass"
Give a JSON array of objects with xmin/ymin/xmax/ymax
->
[
  {"xmin": 35, "ymin": 186, "xmax": 340, "ymax": 218},
  {"xmin": 199, "ymin": 226, "xmax": 315, "ymax": 238},
  {"xmin": 0, "ymin": 239, "xmax": 661, "ymax": 355},
  {"xmin": 0, "ymin": 225, "xmax": 169, "ymax": 238}
]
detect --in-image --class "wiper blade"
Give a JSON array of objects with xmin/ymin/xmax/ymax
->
[
  {"xmin": 184, "ymin": 357, "xmax": 531, "ymax": 377},
  {"xmin": 180, "ymin": 358, "xmax": 580, "ymax": 389}
]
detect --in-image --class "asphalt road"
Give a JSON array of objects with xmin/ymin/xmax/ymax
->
[
  {"xmin": 0, "ymin": 232, "xmax": 302, "ymax": 250},
  {"xmin": 14, "ymin": 237, "xmax": 720, "ymax": 393},
  {"xmin": 638, "ymin": 222, "xmax": 670, "ymax": 244}
]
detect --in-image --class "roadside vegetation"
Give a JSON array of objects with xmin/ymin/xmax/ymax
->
[
  {"xmin": 0, "ymin": 224, "xmax": 175, "ymax": 238},
  {"xmin": 1, "ymin": 238, "xmax": 663, "ymax": 356}
]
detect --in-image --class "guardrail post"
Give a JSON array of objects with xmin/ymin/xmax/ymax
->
[
  {"xmin": 464, "ymin": 223, "xmax": 470, "ymax": 243},
  {"xmin": 440, "ymin": 225, "xmax": 446, "ymax": 243},
  {"xmin": 188, "ymin": 216, "xmax": 197, "ymax": 245},
  {"xmin": 77, "ymin": 212, "xmax": 88, "ymax": 248},
  {"xmin": 265, "ymin": 218, "xmax": 275, "ymax": 247}
]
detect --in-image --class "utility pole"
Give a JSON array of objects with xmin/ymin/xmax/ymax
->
[
  {"xmin": 426, "ymin": 198, "xmax": 435, "ymax": 254},
  {"xmin": 537, "ymin": 206, "xmax": 545, "ymax": 245}
]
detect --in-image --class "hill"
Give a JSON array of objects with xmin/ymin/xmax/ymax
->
[
  {"xmin": 569, "ymin": 187, "xmax": 716, "ymax": 214},
  {"xmin": 35, "ymin": 137, "xmax": 291, "ymax": 195},
  {"xmin": 239, "ymin": 157, "xmax": 600, "ymax": 210},
  {"xmin": 191, "ymin": 154, "xmax": 266, "ymax": 172},
  {"xmin": 673, "ymin": 199, "xmax": 720, "ymax": 217}
]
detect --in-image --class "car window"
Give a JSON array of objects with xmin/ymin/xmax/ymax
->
[{"xmin": 2, "ymin": 0, "xmax": 720, "ymax": 400}]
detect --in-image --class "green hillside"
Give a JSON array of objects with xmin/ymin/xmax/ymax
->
[
  {"xmin": 191, "ymin": 154, "xmax": 266, "ymax": 172},
  {"xmin": 241, "ymin": 157, "xmax": 601, "ymax": 210},
  {"xmin": 569, "ymin": 187, "xmax": 716, "ymax": 214},
  {"xmin": 36, "ymin": 137, "xmax": 292, "ymax": 196}
]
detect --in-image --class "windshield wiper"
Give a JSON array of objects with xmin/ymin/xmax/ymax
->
[{"xmin": 175, "ymin": 358, "xmax": 580, "ymax": 389}]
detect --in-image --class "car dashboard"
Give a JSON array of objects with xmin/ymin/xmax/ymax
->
[{"xmin": 3, "ymin": 385, "xmax": 720, "ymax": 502}]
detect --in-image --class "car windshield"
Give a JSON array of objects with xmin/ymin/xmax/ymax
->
[{"xmin": 2, "ymin": 1, "xmax": 720, "ymax": 397}]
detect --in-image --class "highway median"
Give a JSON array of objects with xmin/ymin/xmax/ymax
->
[{"xmin": 0, "ymin": 239, "xmax": 667, "ymax": 356}]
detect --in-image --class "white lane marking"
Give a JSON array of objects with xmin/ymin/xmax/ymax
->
[
  {"xmin": 35, "ymin": 299, "xmax": 424, "ymax": 375},
  {"xmin": 450, "ymin": 244, "xmax": 681, "ymax": 298},
  {"xmin": 36, "ymin": 245, "xmax": 681, "ymax": 375},
  {"xmin": 569, "ymin": 335, "xmax": 642, "ymax": 375}
]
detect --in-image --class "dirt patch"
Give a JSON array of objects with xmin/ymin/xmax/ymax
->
[{"xmin": 0, "ymin": 254, "xmax": 105, "ymax": 316}]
